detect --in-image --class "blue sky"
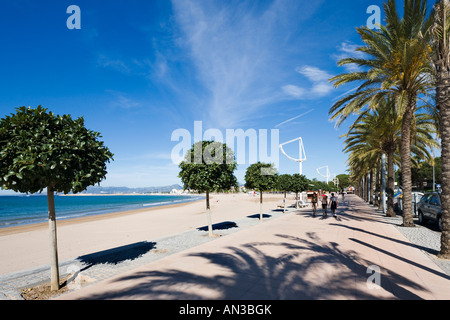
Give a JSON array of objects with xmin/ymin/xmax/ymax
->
[{"xmin": 0, "ymin": 0, "xmax": 394, "ymax": 190}]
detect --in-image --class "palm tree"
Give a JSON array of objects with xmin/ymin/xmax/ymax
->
[
  {"xmin": 345, "ymin": 96, "xmax": 439, "ymax": 215},
  {"xmin": 344, "ymin": 99, "xmax": 399, "ymax": 217},
  {"xmin": 429, "ymin": 0, "xmax": 450, "ymax": 258},
  {"xmin": 346, "ymin": 152, "xmax": 377, "ymax": 202},
  {"xmin": 330, "ymin": 0, "xmax": 434, "ymax": 227}
]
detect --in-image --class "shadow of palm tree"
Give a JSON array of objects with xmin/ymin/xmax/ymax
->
[
  {"xmin": 77, "ymin": 233, "xmax": 429, "ymax": 300},
  {"xmin": 332, "ymin": 224, "xmax": 441, "ymax": 256}
]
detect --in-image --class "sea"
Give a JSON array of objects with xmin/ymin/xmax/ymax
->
[{"xmin": 0, "ymin": 194, "xmax": 203, "ymax": 229}]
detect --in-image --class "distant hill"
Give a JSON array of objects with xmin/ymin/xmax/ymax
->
[{"xmin": 79, "ymin": 184, "xmax": 184, "ymax": 194}]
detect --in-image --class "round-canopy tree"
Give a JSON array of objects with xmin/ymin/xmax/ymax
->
[
  {"xmin": 0, "ymin": 106, "xmax": 114, "ymax": 290},
  {"xmin": 276, "ymin": 174, "xmax": 293, "ymax": 213},
  {"xmin": 245, "ymin": 162, "xmax": 277, "ymax": 220},
  {"xmin": 291, "ymin": 174, "xmax": 309, "ymax": 208},
  {"xmin": 178, "ymin": 141, "xmax": 238, "ymax": 237}
]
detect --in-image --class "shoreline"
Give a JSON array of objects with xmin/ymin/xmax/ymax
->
[
  {"xmin": 0, "ymin": 196, "xmax": 204, "ymax": 237},
  {"xmin": 0, "ymin": 200, "xmax": 201, "ymax": 236},
  {"xmin": 59, "ymin": 193, "xmax": 191, "ymax": 197},
  {"xmin": 0, "ymin": 194, "xmax": 204, "ymax": 233},
  {"xmin": 0, "ymin": 192, "xmax": 191, "ymax": 197}
]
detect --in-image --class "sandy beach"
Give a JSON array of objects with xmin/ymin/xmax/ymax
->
[{"xmin": 0, "ymin": 193, "xmax": 288, "ymax": 275}]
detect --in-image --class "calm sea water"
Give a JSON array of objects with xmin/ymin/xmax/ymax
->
[{"xmin": 0, "ymin": 194, "xmax": 202, "ymax": 228}]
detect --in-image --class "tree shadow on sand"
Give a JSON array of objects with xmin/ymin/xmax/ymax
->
[
  {"xmin": 197, "ymin": 221, "xmax": 238, "ymax": 232},
  {"xmin": 77, "ymin": 241, "xmax": 157, "ymax": 272},
  {"xmin": 247, "ymin": 213, "xmax": 272, "ymax": 219},
  {"xmin": 76, "ymin": 233, "xmax": 436, "ymax": 300}
]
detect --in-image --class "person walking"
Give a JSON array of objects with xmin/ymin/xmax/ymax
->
[
  {"xmin": 321, "ymin": 193, "xmax": 328, "ymax": 218},
  {"xmin": 329, "ymin": 192, "xmax": 339, "ymax": 218},
  {"xmin": 311, "ymin": 192, "xmax": 318, "ymax": 217}
]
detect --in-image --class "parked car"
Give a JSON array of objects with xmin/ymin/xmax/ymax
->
[
  {"xmin": 394, "ymin": 191, "xmax": 424, "ymax": 216},
  {"xmin": 417, "ymin": 192, "xmax": 443, "ymax": 231}
]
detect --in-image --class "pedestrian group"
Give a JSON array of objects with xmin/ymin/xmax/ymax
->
[{"xmin": 311, "ymin": 191, "xmax": 340, "ymax": 219}]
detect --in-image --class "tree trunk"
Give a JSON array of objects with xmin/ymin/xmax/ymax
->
[
  {"xmin": 366, "ymin": 174, "xmax": 369, "ymax": 202},
  {"xmin": 375, "ymin": 160, "xmax": 381, "ymax": 209},
  {"xmin": 47, "ymin": 187, "xmax": 60, "ymax": 291},
  {"xmin": 361, "ymin": 178, "xmax": 364, "ymax": 199},
  {"xmin": 358, "ymin": 180, "xmax": 362, "ymax": 198},
  {"xmin": 369, "ymin": 170, "xmax": 374, "ymax": 205},
  {"xmin": 284, "ymin": 191, "xmax": 287, "ymax": 213},
  {"xmin": 360, "ymin": 179, "xmax": 363, "ymax": 198},
  {"xmin": 387, "ymin": 149, "xmax": 396, "ymax": 217},
  {"xmin": 381, "ymin": 153, "xmax": 387, "ymax": 214},
  {"xmin": 437, "ymin": 72, "xmax": 450, "ymax": 259},
  {"xmin": 400, "ymin": 96, "xmax": 416, "ymax": 227},
  {"xmin": 260, "ymin": 190, "xmax": 263, "ymax": 220},
  {"xmin": 364, "ymin": 176, "xmax": 368, "ymax": 202},
  {"xmin": 206, "ymin": 190, "xmax": 213, "ymax": 237}
]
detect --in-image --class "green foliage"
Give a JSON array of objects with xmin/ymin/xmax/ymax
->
[
  {"xmin": 0, "ymin": 106, "xmax": 114, "ymax": 194},
  {"xmin": 336, "ymin": 174, "xmax": 351, "ymax": 189},
  {"xmin": 290, "ymin": 174, "xmax": 309, "ymax": 194},
  {"xmin": 309, "ymin": 178, "xmax": 338, "ymax": 192},
  {"xmin": 178, "ymin": 141, "xmax": 238, "ymax": 193},
  {"xmin": 398, "ymin": 156, "xmax": 442, "ymax": 190},
  {"xmin": 342, "ymin": 98, "xmax": 438, "ymax": 184},
  {"xmin": 244, "ymin": 162, "xmax": 277, "ymax": 192},
  {"xmin": 329, "ymin": 0, "xmax": 433, "ymax": 127},
  {"xmin": 276, "ymin": 174, "xmax": 293, "ymax": 192}
]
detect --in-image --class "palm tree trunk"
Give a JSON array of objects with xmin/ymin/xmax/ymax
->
[
  {"xmin": 387, "ymin": 149, "xmax": 396, "ymax": 217},
  {"xmin": 364, "ymin": 175, "xmax": 368, "ymax": 202},
  {"xmin": 362, "ymin": 178, "xmax": 364, "ymax": 199},
  {"xmin": 369, "ymin": 170, "xmax": 374, "ymax": 205},
  {"xmin": 375, "ymin": 161, "xmax": 381, "ymax": 209},
  {"xmin": 400, "ymin": 96, "xmax": 416, "ymax": 227},
  {"xmin": 437, "ymin": 72, "xmax": 450, "ymax": 259},
  {"xmin": 359, "ymin": 179, "xmax": 363, "ymax": 198},
  {"xmin": 47, "ymin": 187, "xmax": 60, "ymax": 291}
]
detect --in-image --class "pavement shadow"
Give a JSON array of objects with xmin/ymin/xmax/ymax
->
[
  {"xmin": 197, "ymin": 221, "xmax": 238, "ymax": 232},
  {"xmin": 349, "ymin": 238, "xmax": 450, "ymax": 281},
  {"xmin": 77, "ymin": 241, "xmax": 157, "ymax": 271},
  {"xmin": 339, "ymin": 201, "xmax": 406, "ymax": 226},
  {"xmin": 247, "ymin": 213, "xmax": 272, "ymax": 219},
  {"xmin": 74, "ymin": 233, "xmax": 430, "ymax": 300},
  {"xmin": 332, "ymin": 224, "xmax": 441, "ymax": 256}
]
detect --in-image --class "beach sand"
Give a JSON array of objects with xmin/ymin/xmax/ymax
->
[{"xmin": 0, "ymin": 193, "xmax": 288, "ymax": 275}]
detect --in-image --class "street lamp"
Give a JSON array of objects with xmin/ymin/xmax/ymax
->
[{"xmin": 279, "ymin": 137, "xmax": 307, "ymax": 175}]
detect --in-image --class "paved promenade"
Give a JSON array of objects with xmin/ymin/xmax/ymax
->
[{"xmin": 57, "ymin": 194, "xmax": 450, "ymax": 300}]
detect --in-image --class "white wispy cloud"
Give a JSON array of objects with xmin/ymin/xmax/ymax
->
[
  {"xmin": 97, "ymin": 54, "xmax": 131, "ymax": 74},
  {"xmin": 281, "ymin": 85, "xmax": 307, "ymax": 99},
  {"xmin": 282, "ymin": 65, "xmax": 335, "ymax": 100},
  {"xmin": 297, "ymin": 66, "xmax": 332, "ymax": 82},
  {"xmin": 170, "ymin": 0, "xmax": 325, "ymax": 129},
  {"xmin": 106, "ymin": 90, "xmax": 142, "ymax": 109}
]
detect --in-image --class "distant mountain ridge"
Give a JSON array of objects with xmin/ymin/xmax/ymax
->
[{"xmin": 80, "ymin": 184, "xmax": 184, "ymax": 194}]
